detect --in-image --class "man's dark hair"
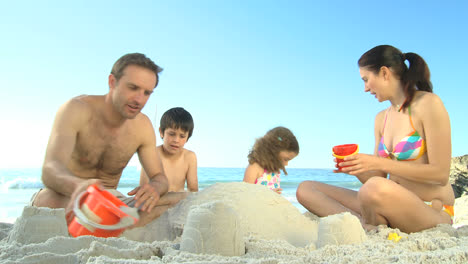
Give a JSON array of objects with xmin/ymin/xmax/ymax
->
[{"xmin": 111, "ymin": 53, "xmax": 163, "ymax": 87}]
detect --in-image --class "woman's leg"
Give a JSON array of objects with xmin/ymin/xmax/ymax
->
[
  {"xmin": 296, "ymin": 181, "xmax": 361, "ymax": 218},
  {"xmin": 358, "ymin": 177, "xmax": 452, "ymax": 233}
]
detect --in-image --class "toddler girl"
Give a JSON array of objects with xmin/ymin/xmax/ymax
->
[{"xmin": 243, "ymin": 127, "xmax": 299, "ymax": 194}]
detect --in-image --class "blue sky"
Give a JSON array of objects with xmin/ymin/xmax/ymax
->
[{"xmin": 0, "ymin": 1, "xmax": 467, "ymax": 169}]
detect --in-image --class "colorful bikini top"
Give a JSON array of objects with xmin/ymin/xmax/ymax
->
[
  {"xmin": 377, "ymin": 106, "xmax": 426, "ymax": 161},
  {"xmin": 255, "ymin": 170, "xmax": 280, "ymax": 189}
]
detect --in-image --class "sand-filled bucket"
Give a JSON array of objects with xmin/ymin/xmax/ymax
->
[
  {"xmin": 68, "ymin": 184, "xmax": 139, "ymax": 238},
  {"xmin": 332, "ymin": 144, "xmax": 359, "ymax": 171}
]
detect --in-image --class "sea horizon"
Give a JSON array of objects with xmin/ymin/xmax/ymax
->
[{"xmin": 0, "ymin": 167, "xmax": 361, "ymax": 223}]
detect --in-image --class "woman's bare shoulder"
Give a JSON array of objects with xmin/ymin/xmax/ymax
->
[
  {"xmin": 412, "ymin": 91, "xmax": 446, "ymax": 115},
  {"xmin": 374, "ymin": 108, "xmax": 388, "ymax": 127},
  {"xmin": 413, "ymin": 91, "xmax": 443, "ymax": 106}
]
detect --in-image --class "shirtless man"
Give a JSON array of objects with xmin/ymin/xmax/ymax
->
[{"xmin": 33, "ymin": 53, "xmax": 181, "ymax": 226}]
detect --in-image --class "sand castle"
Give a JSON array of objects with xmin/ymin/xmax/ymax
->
[
  {"xmin": 121, "ymin": 182, "xmax": 367, "ymax": 254},
  {"xmin": 1, "ymin": 182, "xmax": 467, "ymax": 263}
]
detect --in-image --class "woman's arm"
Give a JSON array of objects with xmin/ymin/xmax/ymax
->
[
  {"xmin": 344, "ymin": 94, "xmax": 451, "ymax": 185},
  {"xmin": 342, "ymin": 110, "xmax": 387, "ymax": 183},
  {"xmin": 379, "ymin": 94, "xmax": 451, "ymax": 184}
]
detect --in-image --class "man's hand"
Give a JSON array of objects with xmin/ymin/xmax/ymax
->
[
  {"xmin": 65, "ymin": 179, "xmax": 102, "ymax": 224},
  {"xmin": 128, "ymin": 182, "xmax": 161, "ymax": 212}
]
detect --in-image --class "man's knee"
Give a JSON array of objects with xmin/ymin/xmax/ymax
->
[{"xmin": 33, "ymin": 188, "xmax": 69, "ymax": 208}]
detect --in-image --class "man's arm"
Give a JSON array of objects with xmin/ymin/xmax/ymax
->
[
  {"xmin": 40, "ymin": 98, "xmax": 100, "ymax": 221},
  {"xmin": 41, "ymin": 99, "xmax": 91, "ymax": 200},
  {"xmin": 131, "ymin": 115, "xmax": 169, "ymax": 212},
  {"xmin": 139, "ymin": 168, "xmax": 150, "ymax": 186},
  {"xmin": 186, "ymin": 151, "xmax": 198, "ymax": 192}
]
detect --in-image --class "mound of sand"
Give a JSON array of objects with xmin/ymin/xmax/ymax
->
[
  {"xmin": 124, "ymin": 182, "xmax": 320, "ymax": 248},
  {"xmin": 179, "ymin": 201, "xmax": 245, "ymax": 256},
  {"xmin": 1, "ymin": 182, "xmax": 468, "ymax": 263}
]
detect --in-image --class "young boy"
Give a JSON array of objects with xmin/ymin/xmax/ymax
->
[{"xmin": 140, "ymin": 107, "xmax": 198, "ymax": 192}]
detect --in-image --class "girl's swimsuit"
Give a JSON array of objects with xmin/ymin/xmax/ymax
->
[
  {"xmin": 378, "ymin": 106, "xmax": 454, "ymax": 222},
  {"xmin": 255, "ymin": 170, "xmax": 280, "ymax": 190}
]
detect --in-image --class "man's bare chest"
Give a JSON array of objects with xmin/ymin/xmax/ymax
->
[{"xmin": 71, "ymin": 123, "xmax": 140, "ymax": 174}]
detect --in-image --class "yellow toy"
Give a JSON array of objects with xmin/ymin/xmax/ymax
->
[{"xmin": 387, "ymin": 232, "xmax": 402, "ymax": 242}]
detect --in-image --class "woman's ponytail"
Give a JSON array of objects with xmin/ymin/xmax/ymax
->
[
  {"xmin": 359, "ymin": 45, "xmax": 433, "ymax": 110},
  {"xmin": 400, "ymin": 52, "xmax": 432, "ymax": 109}
]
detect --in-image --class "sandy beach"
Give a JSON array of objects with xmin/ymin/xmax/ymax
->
[{"xmin": 1, "ymin": 182, "xmax": 468, "ymax": 264}]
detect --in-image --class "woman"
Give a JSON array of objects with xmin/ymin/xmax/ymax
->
[{"xmin": 296, "ymin": 45, "xmax": 454, "ymax": 233}]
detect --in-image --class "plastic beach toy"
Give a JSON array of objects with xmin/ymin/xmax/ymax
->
[
  {"xmin": 332, "ymin": 144, "xmax": 359, "ymax": 171},
  {"xmin": 387, "ymin": 232, "xmax": 402, "ymax": 242},
  {"xmin": 68, "ymin": 184, "xmax": 139, "ymax": 238}
]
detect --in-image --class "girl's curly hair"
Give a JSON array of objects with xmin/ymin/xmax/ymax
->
[{"xmin": 247, "ymin": 126, "xmax": 299, "ymax": 175}]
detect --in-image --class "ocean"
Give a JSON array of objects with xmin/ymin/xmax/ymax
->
[{"xmin": 0, "ymin": 167, "xmax": 362, "ymax": 223}]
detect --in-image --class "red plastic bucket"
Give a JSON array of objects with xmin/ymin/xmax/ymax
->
[
  {"xmin": 332, "ymin": 144, "xmax": 359, "ymax": 171},
  {"xmin": 68, "ymin": 184, "xmax": 139, "ymax": 237}
]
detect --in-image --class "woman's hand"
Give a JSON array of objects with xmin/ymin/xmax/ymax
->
[{"xmin": 339, "ymin": 153, "xmax": 382, "ymax": 175}]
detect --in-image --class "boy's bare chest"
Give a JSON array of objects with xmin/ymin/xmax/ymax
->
[{"xmin": 162, "ymin": 156, "xmax": 189, "ymax": 190}]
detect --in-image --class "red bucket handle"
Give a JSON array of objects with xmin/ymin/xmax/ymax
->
[{"xmin": 73, "ymin": 188, "xmax": 139, "ymax": 230}]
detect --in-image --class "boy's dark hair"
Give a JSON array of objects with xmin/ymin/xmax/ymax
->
[
  {"xmin": 160, "ymin": 107, "xmax": 194, "ymax": 139},
  {"xmin": 248, "ymin": 126, "xmax": 299, "ymax": 175},
  {"xmin": 111, "ymin": 53, "xmax": 163, "ymax": 87}
]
